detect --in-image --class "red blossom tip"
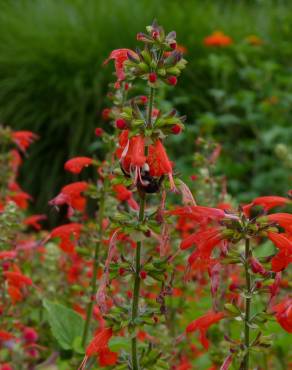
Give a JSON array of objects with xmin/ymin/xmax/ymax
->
[
  {"xmin": 171, "ymin": 124, "xmax": 182, "ymax": 135},
  {"xmin": 148, "ymin": 72, "xmax": 157, "ymax": 83},
  {"xmin": 115, "ymin": 118, "xmax": 127, "ymax": 130},
  {"xmin": 167, "ymin": 75, "xmax": 177, "ymax": 85}
]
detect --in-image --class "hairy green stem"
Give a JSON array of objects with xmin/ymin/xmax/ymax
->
[
  {"xmin": 131, "ymin": 194, "xmax": 146, "ymax": 370},
  {"xmin": 82, "ymin": 180, "xmax": 107, "ymax": 347},
  {"xmin": 131, "ymin": 72, "xmax": 154, "ymax": 370},
  {"xmin": 243, "ymin": 238, "xmax": 251, "ymax": 369},
  {"xmin": 146, "ymin": 87, "xmax": 155, "ymax": 127}
]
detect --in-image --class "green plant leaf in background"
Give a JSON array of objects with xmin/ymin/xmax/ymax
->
[
  {"xmin": 43, "ymin": 299, "xmax": 84, "ymax": 350},
  {"xmin": 108, "ymin": 336, "xmax": 131, "ymax": 352}
]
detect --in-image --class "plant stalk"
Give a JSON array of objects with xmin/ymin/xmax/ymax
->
[
  {"xmin": 131, "ymin": 78, "xmax": 154, "ymax": 370},
  {"xmin": 131, "ymin": 193, "xmax": 146, "ymax": 370},
  {"xmin": 82, "ymin": 179, "xmax": 107, "ymax": 347},
  {"xmin": 243, "ymin": 238, "xmax": 251, "ymax": 369},
  {"xmin": 147, "ymin": 87, "xmax": 155, "ymax": 127}
]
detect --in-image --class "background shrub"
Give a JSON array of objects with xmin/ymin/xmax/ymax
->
[{"xmin": 0, "ymin": 0, "xmax": 291, "ymax": 219}]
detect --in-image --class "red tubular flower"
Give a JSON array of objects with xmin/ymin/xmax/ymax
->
[
  {"xmin": 0, "ymin": 330, "xmax": 14, "ymax": 341},
  {"xmin": 0, "ymin": 251, "xmax": 17, "ymax": 260},
  {"xmin": 187, "ymin": 228, "xmax": 223, "ymax": 266},
  {"xmin": 267, "ymin": 232, "xmax": 292, "ymax": 272},
  {"xmin": 169, "ymin": 205, "xmax": 235, "ymax": 224},
  {"xmin": 11, "ymin": 131, "xmax": 38, "ymax": 152},
  {"xmin": 64, "ymin": 157, "xmax": 93, "ymax": 174},
  {"xmin": 249, "ymin": 257, "xmax": 268, "ymax": 276},
  {"xmin": 175, "ymin": 357, "xmax": 192, "ymax": 370},
  {"xmin": 118, "ymin": 134, "xmax": 147, "ymax": 185},
  {"xmin": 7, "ymin": 182, "xmax": 32, "ymax": 209},
  {"xmin": 243, "ymin": 196, "xmax": 289, "ymax": 217},
  {"xmin": 116, "ymin": 129, "xmax": 129, "ymax": 159},
  {"xmin": 180, "ymin": 226, "xmax": 221, "ymax": 250},
  {"xmin": 0, "ymin": 364, "xmax": 13, "ymax": 370},
  {"xmin": 7, "ymin": 285, "xmax": 23, "ymax": 304},
  {"xmin": 49, "ymin": 181, "xmax": 88, "ymax": 215},
  {"xmin": 267, "ymin": 213, "xmax": 292, "ymax": 234},
  {"xmin": 10, "ymin": 149, "xmax": 22, "ymax": 174},
  {"xmin": 50, "ymin": 223, "xmax": 82, "ymax": 253},
  {"xmin": 204, "ymin": 31, "xmax": 233, "ymax": 47},
  {"xmin": 186, "ymin": 311, "xmax": 225, "ymax": 349},
  {"xmin": 104, "ymin": 49, "xmax": 137, "ymax": 87},
  {"xmin": 272, "ymin": 297, "xmax": 292, "ymax": 333},
  {"xmin": 23, "ymin": 214, "xmax": 47, "ymax": 230},
  {"xmin": 79, "ymin": 328, "xmax": 117, "ymax": 369},
  {"xmin": 3, "ymin": 271, "xmax": 32, "ymax": 288},
  {"xmin": 112, "ymin": 184, "xmax": 138, "ymax": 210},
  {"xmin": 147, "ymin": 139, "xmax": 175, "ymax": 190}
]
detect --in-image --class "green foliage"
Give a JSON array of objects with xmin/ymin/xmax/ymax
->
[
  {"xmin": 43, "ymin": 299, "xmax": 84, "ymax": 350},
  {"xmin": 0, "ymin": 0, "xmax": 291, "ymax": 214}
]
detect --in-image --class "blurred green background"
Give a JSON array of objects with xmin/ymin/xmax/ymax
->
[{"xmin": 0, "ymin": 0, "xmax": 291, "ymax": 215}]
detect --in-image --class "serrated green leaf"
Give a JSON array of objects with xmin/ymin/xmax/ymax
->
[{"xmin": 43, "ymin": 299, "xmax": 84, "ymax": 350}]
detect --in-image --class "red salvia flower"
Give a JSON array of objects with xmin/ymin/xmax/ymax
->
[
  {"xmin": 3, "ymin": 271, "xmax": 33, "ymax": 288},
  {"xmin": 49, "ymin": 181, "xmax": 88, "ymax": 216},
  {"xmin": 0, "ymin": 330, "xmax": 14, "ymax": 341},
  {"xmin": 249, "ymin": 257, "xmax": 268, "ymax": 276},
  {"xmin": 112, "ymin": 184, "xmax": 138, "ymax": 210},
  {"xmin": 147, "ymin": 139, "xmax": 175, "ymax": 190},
  {"xmin": 9, "ymin": 149, "xmax": 22, "ymax": 175},
  {"xmin": 121, "ymin": 135, "xmax": 146, "ymax": 171},
  {"xmin": 0, "ymin": 251, "xmax": 17, "ymax": 260},
  {"xmin": 78, "ymin": 328, "xmax": 117, "ymax": 369},
  {"xmin": 117, "ymin": 133, "xmax": 147, "ymax": 185},
  {"xmin": 7, "ymin": 182, "xmax": 32, "ymax": 209},
  {"xmin": 169, "ymin": 205, "xmax": 234, "ymax": 223},
  {"xmin": 116, "ymin": 129, "xmax": 129, "ymax": 159},
  {"xmin": 267, "ymin": 232, "xmax": 292, "ymax": 272},
  {"xmin": 23, "ymin": 214, "xmax": 47, "ymax": 230},
  {"xmin": 272, "ymin": 297, "xmax": 292, "ymax": 333},
  {"xmin": 243, "ymin": 196, "xmax": 289, "ymax": 217},
  {"xmin": 267, "ymin": 213, "xmax": 292, "ymax": 234},
  {"xmin": 7, "ymin": 285, "xmax": 23, "ymax": 304},
  {"xmin": 50, "ymin": 223, "xmax": 82, "ymax": 253},
  {"xmin": 186, "ymin": 311, "xmax": 225, "ymax": 349},
  {"xmin": 64, "ymin": 157, "xmax": 93, "ymax": 174},
  {"xmin": 204, "ymin": 31, "xmax": 233, "ymax": 47},
  {"xmin": 187, "ymin": 228, "xmax": 224, "ymax": 266},
  {"xmin": 11, "ymin": 131, "xmax": 38, "ymax": 152},
  {"xmin": 104, "ymin": 49, "xmax": 138, "ymax": 87}
]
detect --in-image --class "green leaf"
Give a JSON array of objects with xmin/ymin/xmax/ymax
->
[
  {"xmin": 108, "ymin": 337, "xmax": 131, "ymax": 352},
  {"xmin": 43, "ymin": 299, "xmax": 84, "ymax": 350}
]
